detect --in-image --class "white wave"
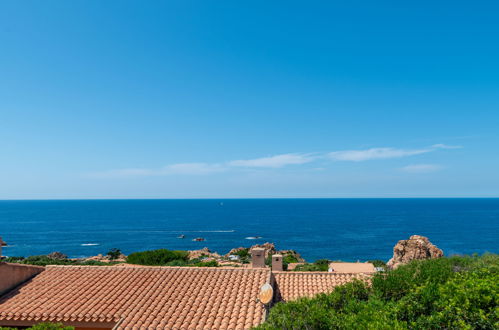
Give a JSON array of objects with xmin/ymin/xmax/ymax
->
[{"xmin": 81, "ymin": 243, "xmax": 100, "ymax": 246}]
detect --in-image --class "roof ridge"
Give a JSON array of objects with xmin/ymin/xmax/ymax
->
[
  {"xmin": 45, "ymin": 265, "xmax": 271, "ymax": 272},
  {"xmin": 273, "ymin": 271, "xmax": 373, "ymax": 275}
]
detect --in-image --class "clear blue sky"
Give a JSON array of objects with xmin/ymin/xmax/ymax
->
[{"xmin": 1, "ymin": 1, "xmax": 498, "ymax": 198}]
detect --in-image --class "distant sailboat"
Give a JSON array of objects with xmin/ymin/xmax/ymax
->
[{"xmin": 177, "ymin": 234, "xmax": 185, "ymax": 239}]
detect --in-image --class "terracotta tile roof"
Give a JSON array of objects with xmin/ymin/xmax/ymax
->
[
  {"xmin": 328, "ymin": 262, "xmax": 376, "ymax": 273},
  {"xmin": 0, "ymin": 266, "xmax": 269, "ymax": 329},
  {"xmin": 273, "ymin": 272, "xmax": 368, "ymax": 302}
]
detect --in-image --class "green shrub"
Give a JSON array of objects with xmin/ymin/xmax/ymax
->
[
  {"xmin": 5, "ymin": 255, "xmax": 116, "ymax": 266},
  {"xmin": 4, "ymin": 256, "xmax": 25, "ymax": 263},
  {"xmin": 158, "ymin": 257, "xmax": 218, "ymax": 267},
  {"xmin": 283, "ymin": 253, "xmax": 299, "ymax": 264},
  {"xmin": 7, "ymin": 255, "xmax": 73, "ymax": 266},
  {"xmin": 293, "ymin": 259, "xmax": 330, "ymax": 272},
  {"xmin": 106, "ymin": 248, "xmax": 122, "ymax": 260},
  {"xmin": 28, "ymin": 323, "xmax": 74, "ymax": 330},
  {"xmin": 126, "ymin": 249, "xmax": 189, "ymax": 266},
  {"xmin": 234, "ymin": 248, "xmax": 250, "ymax": 258},
  {"xmin": 195, "ymin": 260, "xmax": 219, "ymax": 267},
  {"xmin": 256, "ymin": 254, "xmax": 499, "ymax": 329},
  {"xmin": 368, "ymin": 259, "xmax": 387, "ymax": 269}
]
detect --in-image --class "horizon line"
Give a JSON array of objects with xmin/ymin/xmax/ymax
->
[{"xmin": 1, "ymin": 196, "xmax": 498, "ymax": 201}]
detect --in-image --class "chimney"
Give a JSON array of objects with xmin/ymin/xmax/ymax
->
[
  {"xmin": 271, "ymin": 254, "xmax": 283, "ymax": 271},
  {"xmin": 251, "ymin": 247, "xmax": 265, "ymax": 268}
]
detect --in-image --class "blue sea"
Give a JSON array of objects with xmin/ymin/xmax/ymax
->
[{"xmin": 0, "ymin": 199, "xmax": 497, "ymax": 262}]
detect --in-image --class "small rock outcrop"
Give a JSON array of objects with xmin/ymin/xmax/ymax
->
[
  {"xmin": 47, "ymin": 252, "xmax": 68, "ymax": 260},
  {"xmin": 84, "ymin": 253, "xmax": 127, "ymax": 263},
  {"xmin": 387, "ymin": 235, "xmax": 443, "ymax": 269},
  {"xmin": 188, "ymin": 247, "xmax": 221, "ymax": 260}
]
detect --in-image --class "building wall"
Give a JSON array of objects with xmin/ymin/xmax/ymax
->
[{"xmin": 0, "ymin": 262, "xmax": 44, "ymax": 295}]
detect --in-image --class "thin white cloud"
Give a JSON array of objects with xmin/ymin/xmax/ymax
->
[
  {"xmin": 327, "ymin": 143, "xmax": 461, "ymax": 162},
  {"xmin": 229, "ymin": 153, "xmax": 314, "ymax": 168},
  {"xmin": 401, "ymin": 164, "xmax": 443, "ymax": 173},
  {"xmin": 328, "ymin": 147, "xmax": 432, "ymax": 162},
  {"xmin": 90, "ymin": 143, "xmax": 460, "ymax": 177},
  {"xmin": 431, "ymin": 144, "xmax": 462, "ymax": 149}
]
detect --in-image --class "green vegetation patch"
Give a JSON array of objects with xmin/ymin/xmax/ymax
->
[
  {"xmin": 126, "ymin": 249, "xmax": 189, "ymax": 265},
  {"xmin": 126, "ymin": 249, "xmax": 219, "ymax": 267},
  {"xmin": 293, "ymin": 258, "xmax": 330, "ymax": 272},
  {"xmin": 4, "ymin": 255, "xmax": 117, "ymax": 266},
  {"xmin": 255, "ymin": 254, "xmax": 499, "ymax": 329},
  {"xmin": 0, "ymin": 322, "xmax": 74, "ymax": 330}
]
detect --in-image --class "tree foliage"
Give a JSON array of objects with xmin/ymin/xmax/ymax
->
[
  {"xmin": 126, "ymin": 249, "xmax": 189, "ymax": 266},
  {"xmin": 4, "ymin": 255, "xmax": 114, "ymax": 266},
  {"xmin": 293, "ymin": 259, "xmax": 330, "ymax": 272},
  {"xmin": 126, "ymin": 249, "xmax": 218, "ymax": 267},
  {"xmin": 106, "ymin": 248, "xmax": 122, "ymax": 260},
  {"xmin": 256, "ymin": 254, "xmax": 499, "ymax": 329}
]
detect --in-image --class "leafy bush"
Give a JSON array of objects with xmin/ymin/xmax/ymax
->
[
  {"xmin": 5, "ymin": 255, "xmax": 115, "ymax": 266},
  {"xmin": 126, "ymin": 249, "xmax": 189, "ymax": 266},
  {"xmin": 234, "ymin": 248, "xmax": 250, "ymax": 259},
  {"xmin": 106, "ymin": 248, "xmax": 122, "ymax": 260},
  {"xmin": 195, "ymin": 259, "xmax": 219, "ymax": 267},
  {"xmin": 283, "ymin": 252, "xmax": 299, "ymax": 264},
  {"xmin": 256, "ymin": 254, "xmax": 499, "ymax": 329},
  {"xmin": 293, "ymin": 259, "xmax": 330, "ymax": 272},
  {"xmin": 368, "ymin": 259, "xmax": 387, "ymax": 269},
  {"xmin": 160, "ymin": 258, "xmax": 219, "ymax": 267}
]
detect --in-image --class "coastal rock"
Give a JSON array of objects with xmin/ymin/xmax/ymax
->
[
  {"xmin": 188, "ymin": 247, "xmax": 221, "ymax": 260},
  {"xmin": 47, "ymin": 252, "xmax": 68, "ymax": 260},
  {"xmin": 84, "ymin": 253, "xmax": 127, "ymax": 263},
  {"xmin": 387, "ymin": 235, "xmax": 443, "ymax": 269},
  {"xmin": 226, "ymin": 247, "xmax": 248, "ymax": 257}
]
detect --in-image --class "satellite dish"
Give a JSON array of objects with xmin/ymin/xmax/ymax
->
[{"xmin": 259, "ymin": 283, "xmax": 273, "ymax": 305}]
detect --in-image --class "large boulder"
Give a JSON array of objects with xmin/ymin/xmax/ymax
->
[{"xmin": 387, "ymin": 235, "xmax": 443, "ymax": 269}]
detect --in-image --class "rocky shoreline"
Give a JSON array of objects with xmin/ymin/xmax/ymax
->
[
  {"xmin": 77, "ymin": 242, "xmax": 305, "ymax": 267},
  {"xmin": 3, "ymin": 235, "xmax": 445, "ymax": 270}
]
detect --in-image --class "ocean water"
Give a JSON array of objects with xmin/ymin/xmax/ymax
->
[{"xmin": 0, "ymin": 199, "xmax": 497, "ymax": 262}]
